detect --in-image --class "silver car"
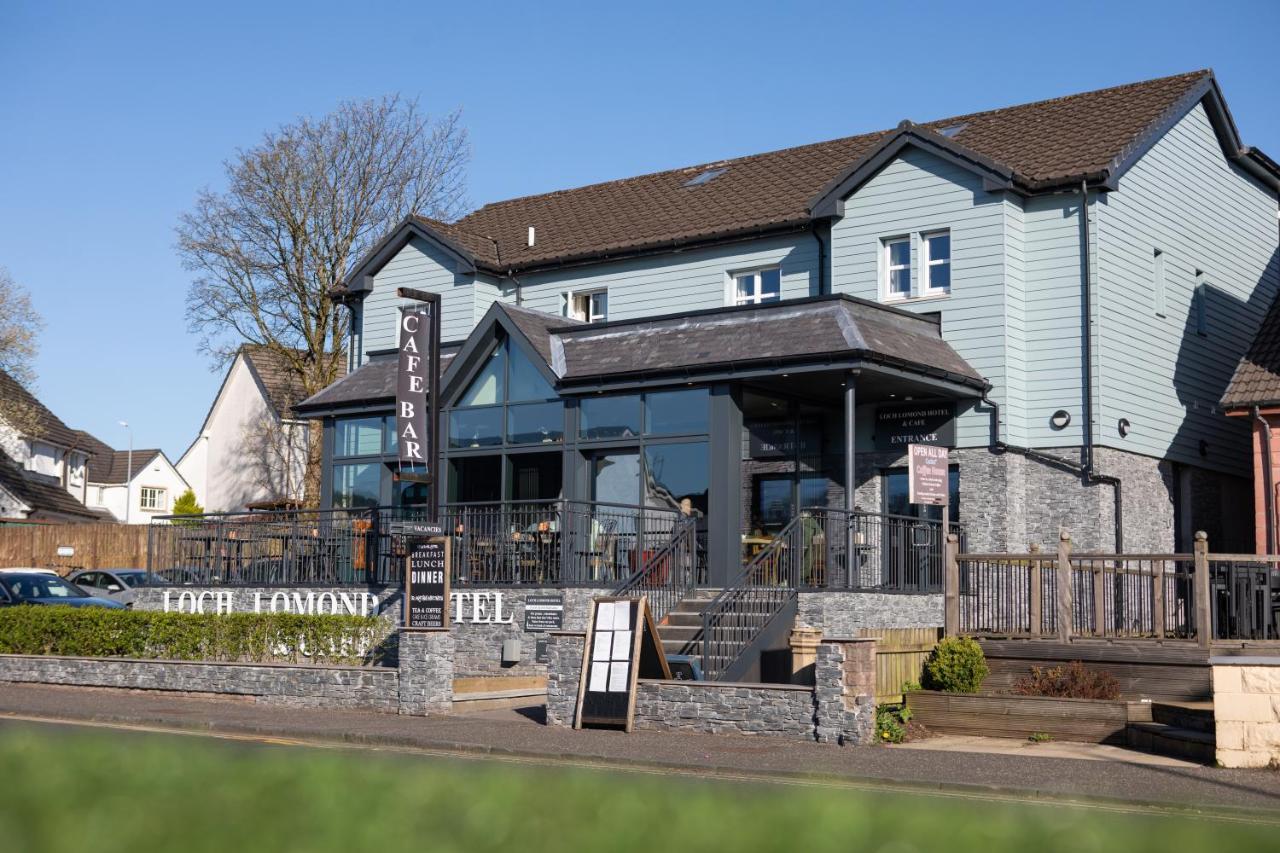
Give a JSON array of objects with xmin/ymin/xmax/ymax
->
[{"xmin": 67, "ymin": 568, "xmax": 151, "ymax": 608}]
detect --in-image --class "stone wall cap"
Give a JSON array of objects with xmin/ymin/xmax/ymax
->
[
  {"xmin": 1209, "ymin": 656, "xmax": 1280, "ymax": 666},
  {"xmin": 637, "ymin": 678, "xmax": 813, "ymax": 692},
  {"xmin": 818, "ymin": 637, "xmax": 879, "ymax": 644},
  {"xmin": 0, "ymin": 653, "xmax": 392, "ymax": 673}
]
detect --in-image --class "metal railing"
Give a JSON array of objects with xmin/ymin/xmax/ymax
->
[
  {"xmin": 949, "ymin": 532, "xmax": 1280, "ymax": 643},
  {"xmin": 147, "ymin": 500, "xmax": 681, "ymax": 588},
  {"xmin": 797, "ymin": 509, "xmax": 959, "ymax": 592},
  {"xmin": 613, "ymin": 515, "xmax": 699, "ymax": 623}
]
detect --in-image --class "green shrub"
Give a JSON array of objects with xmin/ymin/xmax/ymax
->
[
  {"xmin": 0, "ymin": 606, "xmax": 389, "ymax": 666},
  {"xmin": 1012, "ymin": 661, "xmax": 1120, "ymax": 700},
  {"xmin": 921, "ymin": 636, "xmax": 988, "ymax": 693},
  {"xmin": 875, "ymin": 704, "xmax": 909, "ymax": 744}
]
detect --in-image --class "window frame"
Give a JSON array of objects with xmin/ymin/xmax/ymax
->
[
  {"xmin": 921, "ymin": 230, "xmax": 951, "ymax": 296},
  {"xmin": 882, "ymin": 236, "xmax": 912, "ymax": 301},
  {"xmin": 728, "ymin": 266, "xmax": 782, "ymax": 306},
  {"xmin": 139, "ymin": 486, "xmax": 167, "ymax": 512},
  {"xmin": 571, "ymin": 289, "xmax": 609, "ymax": 323}
]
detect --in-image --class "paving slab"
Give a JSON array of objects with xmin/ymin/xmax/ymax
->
[{"xmin": 891, "ymin": 734, "xmax": 1200, "ymax": 767}]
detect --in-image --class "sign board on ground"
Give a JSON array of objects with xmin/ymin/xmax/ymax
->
[
  {"xmin": 876, "ymin": 402, "xmax": 956, "ymax": 452},
  {"xmin": 405, "ymin": 539, "xmax": 450, "ymax": 630},
  {"xmin": 908, "ymin": 443, "xmax": 949, "ymax": 506},
  {"xmin": 574, "ymin": 596, "xmax": 671, "ymax": 732},
  {"xmin": 523, "ymin": 594, "xmax": 565, "ymax": 631}
]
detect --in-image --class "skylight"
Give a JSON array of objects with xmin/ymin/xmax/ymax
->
[
  {"xmin": 937, "ymin": 123, "xmax": 969, "ymax": 138},
  {"xmin": 683, "ymin": 167, "xmax": 727, "ymax": 187}
]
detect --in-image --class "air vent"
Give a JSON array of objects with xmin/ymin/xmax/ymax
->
[{"xmin": 683, "ymin": 167, "xmax": 727, "ymax": 187}]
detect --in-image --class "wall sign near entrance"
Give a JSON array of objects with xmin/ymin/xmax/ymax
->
[
  {"xmin": 875, "ymin": 403, "xmax": 955, "ymax": 452},
  {"xmin": 908, "ymin": 443, "xmax": 950, "ymax": 507},
  {"xmin": 405, "ymin": 539, "xmax": 450, "ymax": 629}
]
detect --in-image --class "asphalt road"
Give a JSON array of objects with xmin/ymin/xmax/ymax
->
[{"xmin": 2, "ymin": 682, "xmax": 1279, "ymax": 817}]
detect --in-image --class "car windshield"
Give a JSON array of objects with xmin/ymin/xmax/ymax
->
[
  {"xmin": 115, "ymin": 571, "xmax": 149, "ymax": 588},
  {"xmin": 4, "ymin": 574, "xmax": 89, "ymax": 600}
]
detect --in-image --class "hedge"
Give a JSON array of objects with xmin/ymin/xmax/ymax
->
[{"xmin": 0, "ymin": 606, "xmax": 391, "ymax": 666}]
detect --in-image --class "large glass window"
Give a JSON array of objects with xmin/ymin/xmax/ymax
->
[
  {"xmin": 335, "ymin": 417, "xmax": 382, "ymax": 457},
  {"xmin": 508, "ymin": 345, "xmax": 556, "ymax": 402},
  {"xmin": 644, "ymin": 441, "xmax": 708, "ymax": 515},
  {"xmin": 509, "ymin": 452, "xmax": 562, "ymax": 501},
  {"xmin": 508, "ymin": 401, "xmax": 564, "ymax": 445},
  {"xmin": 449, "ymin": 456, "xmax": 502, "ymax": 504},
  {"xmin": 592, "ymin": 452, "xmax": 641, "ymax": 505},
  {"xmin": 579, "ymin": 395, "xmax": 641, "ymax": 439},
  {"xmin": 458, "ymin": 345, "xmax": 505, "ymax": 407},
  {"xmin": 645, "ymin": 388, "xmax": 709, "ymax": 435},
  {"xmin": 449, "ymin": 408, "xmax": 503, "ymax": 449},
  {"xmin": 332, "ymin": 462, "xmax": 381, "ymax": 508}
]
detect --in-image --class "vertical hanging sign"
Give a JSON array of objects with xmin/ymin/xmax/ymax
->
[{"xmin": 397, "ymin": 306, "xmax": 431, "ymax": 467}]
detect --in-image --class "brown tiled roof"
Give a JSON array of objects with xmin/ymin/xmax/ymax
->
[
  {"xmin": 241, "ymin": 346, "xmax": 347, "ymax": 417},
  {"xmin": 1223, "ymin": 297, "xmax": 1280, "ymax": 409},
  {"xmin": 0, "ymin": 455, "xmax": 104, "ymax": 521},
  {"xmin": 421, "ymin": 71, "xmax": 1214, "ymax": 273},
  {"xmin": 77, "ymin": 431, "xmax": 165, "ymax": 484},
  {"xmin": 0, "ymin": 369, "xmax": 85, "ymax": 450}
]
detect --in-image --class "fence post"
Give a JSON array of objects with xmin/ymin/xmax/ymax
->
[
  {"xmin": 1028, "ymin": 543, "xmax": 1042, "ymax": 638},
  {"xmin": 944, "ymin": 533, "xmax": 960, "ymax": 636},
  {"xmin": 1194, "ymin": 531, "xmax": 1211, "ymax": 647},
  {"xmin": 1056, "ymin": 529, "xmax": 1073, "ymax": 642},
  {"xmin": 1152, "ymin": 557, "xmax": 1165, "ymax": 639}
]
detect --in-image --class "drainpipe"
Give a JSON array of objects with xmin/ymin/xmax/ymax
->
[
  {"xmin": 811, "ymin": 224, "xmax": 827, "ymax": 295},
  {"xmin": 1254, "ymin": 406, "xmax": 1276, "ymax": 554},
  {"xmin": 1079, "ymin": 180, "xmax": 1096, "ymax": 476}
]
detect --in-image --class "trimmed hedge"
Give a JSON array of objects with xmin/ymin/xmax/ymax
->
[{"xmin": 0, "ymin": 606, "xmax": 391, "ymax": 666}]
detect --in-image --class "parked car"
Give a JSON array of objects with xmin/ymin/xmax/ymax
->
[
  {"xmin": 0, "ymin": 572, "xmax": 126, "ymax": 609},
  {"xmin": 67, "ymin": 568, "xmax": 153, "ymax": 607},
  {"xmin": 0, "ymin": 567, "xmax": 60, "ymax": 576}
]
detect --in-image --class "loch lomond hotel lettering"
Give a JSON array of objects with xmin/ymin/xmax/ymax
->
[
  {"xmin": 396, "ymin": 306, "xmax": 431, "ymax": 465},
  {"xmin": 875, "ymin": 403, "xmax": 956, "ymax": 452}
]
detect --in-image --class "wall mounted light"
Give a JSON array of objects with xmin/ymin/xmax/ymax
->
[
  {"xmin": 1049, "ymin": 410, "xmax": 1072, "ymax": 430},
  {"xmin": 1117, "ymin": 418, "xmax": 1131, "ymax": 438}
]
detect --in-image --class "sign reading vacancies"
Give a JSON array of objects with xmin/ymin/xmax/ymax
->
[
  {"xmin": 523, "ymin": 594, "xmax": 565, "ymax": 631},
  {"xmin": 908, "ymin": 443, "xmax": 950, "ymax": 507},
  {"xmin": 875, "ymin": 402, "xmax": 955, "ymax": 452},
  {"xmin": 405, "ymin": 539, "xmax": 450, "ymax": 629},
  {"xmin": 396, "ymin": 306, "xmax": 431, "ymax": 465}
]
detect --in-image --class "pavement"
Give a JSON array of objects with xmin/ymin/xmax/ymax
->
[
  {"xmin": 3, "ymin": 682, "xmax": 1280, "ymax": 816},
  {"xmin": 891, "ymin": 733, "xmax": 1201, "ymax": 767}
]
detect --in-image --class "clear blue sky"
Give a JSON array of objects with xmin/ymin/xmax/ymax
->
[{"xmin": 1, "ymin": 0, "xmax": 1277, "ymax": 461}]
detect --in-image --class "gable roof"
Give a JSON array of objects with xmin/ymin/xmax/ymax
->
[
  {"xmin": 76, "ymin": 431, "xmax": 167, "ymax": 485},
  {"xmin": 0, "ymin": 454, "xmax": 105, "ymax": 521},
  {"xmin": 0, "ymin": 370, "xmax": 85, "ymax": 450},
  {"xmin": 1223, "ymin": 297, "xmax": 1280, "ymax": 410},
  {"xmin": 294, "ymin": 350, "xmax": 456, "ymax": 416},
  {"xmin": 241, "ymin": 345, "xmax": 346, "ymax": 418},
  {"xmin": 343, "ymin": 70, "xmax": 1275, "ymax": 286}
]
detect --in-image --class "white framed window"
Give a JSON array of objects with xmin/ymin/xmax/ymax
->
[
  {"xmin": 922, "ymin": 230, "xmax": 951, "ymax": 295},
  {"xmin": 139, "ymin": 487, "xmax": 166, "ymax": 512},
  {"xmin": 883, "ymin": 237, "xmax": 912, "ymax": 300},
  {"xmin": 730, "ymin": 267, "xmax": 781, "ymax": 306},
  {"xmin": 570, "ymin": 289, "xmax": 608, "ymax": 323}
]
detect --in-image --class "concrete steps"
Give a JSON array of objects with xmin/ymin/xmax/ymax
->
[
  {"xmin": 657, "ymin": 590, "xmax": 721, "ymax": 660},
  {"xmin": 1126, "ymin": 702, "xmax": 1216, "ymax": 764}
]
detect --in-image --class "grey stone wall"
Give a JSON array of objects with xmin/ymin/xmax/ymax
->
[
  {"xmin": 796, "ymin": 592, "xmax": 943, "ymax": 635},
  {"xmin": 448, "ymin": 586, "xmax": 607, "ymax": 678},
  {"xmin": 633, "ymin": 681, "xmax": 816, "ymax": 740},
  {"xmin": 0, "ymin": 654, "xmax": 399, "ymax": 712},
  {"xmin": 814, "ymin": 639, "xmax": 876, "ymax": 745},
  {"xmin": 544, "ymin": 632, "xmax": 584, "ymax": 727},
  {"xmin": 397, "ymin": 630, "xmax": 454, "ymax": 715}
]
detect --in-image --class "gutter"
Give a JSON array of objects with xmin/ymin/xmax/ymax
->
[{"xmin": 1254, "ymin": 406, "xmax": 1277, "ymax": 554}]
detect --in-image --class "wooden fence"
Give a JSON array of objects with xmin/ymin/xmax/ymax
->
[
  {"xmin": 859, "ymin": 626, "xmax": 942, "ymax": 704},
  {"xmin": 0, "ymin": 523, "xmax": 149, "ymax": 573}
]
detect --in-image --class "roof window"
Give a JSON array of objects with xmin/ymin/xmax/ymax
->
[
  {"xmin": 683, "ymin": 167, "xmax": 727, "ymax": 187},
  {"xmin": 937, "ymin": 123, "xmax": 968, "ymax": 138}
]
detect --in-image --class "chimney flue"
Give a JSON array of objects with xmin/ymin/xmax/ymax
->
[{"xmin": 527, "ymin": 226, "xmax": 536, "ymax": 247}]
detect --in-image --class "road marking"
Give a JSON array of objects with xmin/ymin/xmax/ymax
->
[{"xmin": 1, "ymin": 712, "xmax": 1277, "ymax": 827}]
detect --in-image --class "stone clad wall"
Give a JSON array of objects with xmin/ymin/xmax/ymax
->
[
  {"xmin": 398, "ymin": 630, "xmax": 454, "ymax": 715},
  {"xmin": 545, "ymin": 632, "xmax": 585, "ymax": 727},
  {"xmin": 633, "ymin": 681, "xmax": 815, "ymax": 740},
  {"xmin": 814, "ymin": 639, "xmax": 876, "ymax": 745},
  {"xmin": 1213, "ymin": 657, "xmax": 1280, "ymax": 768},
  {"xmin": 0, "ymin": 654, "xmax": 399, "ymax": 712},
  {"xmin": 797, "ymin": 592, "xmax": 942, "ymax": 636}
]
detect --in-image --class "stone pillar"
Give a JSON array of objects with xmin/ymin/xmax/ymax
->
[
  {"xmin": 814, "ymin": 637, "xmax": 877, "ymax": 745},
  {"xmin": 397, "ymin": 629, "xmax": 454, "ymax": 716},
  {"xmin": 1212, "ymin": 656, "xmax": 1280, "ymax": 768},
  {"xmin": 789, "ymin": 628, "xmax": 822, "ymax": 685},
  {"xmin": 545, "ymin": 631, "xmax": 585, "ymax": 727}
]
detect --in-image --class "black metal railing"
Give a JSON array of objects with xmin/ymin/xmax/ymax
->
[
  {"xmin": 613, "ymin": 515, "xmax": 699, "ymax": 623},
  {"xmin": 147, "ymin": 500, "xmax": 681, "ymax": 588},
  {"xmin": 802, "ymin": 509, "xmax": 959, "ymax": 592},
  {"xmin": 1209, "ymin": 559, "xmax": 1280, "ymax": 640}
]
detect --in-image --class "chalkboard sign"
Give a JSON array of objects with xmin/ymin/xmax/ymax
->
[
  {"xmin": 574, "ymin": 596, "xmax": 671, "ymax": 731},
  {"xmin": 404, "ymin": 539, "xmax": 450, "ymax": 630}
]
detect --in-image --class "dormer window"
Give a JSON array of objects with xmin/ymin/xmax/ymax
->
[{"xmin": 731, "ymin": 267, "xmax": 781, "ymax": 306}]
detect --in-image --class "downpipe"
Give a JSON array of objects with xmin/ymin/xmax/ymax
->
[{"xmin": 1254, "ymin": 406, "xmax": 1276, "ymax": 554}]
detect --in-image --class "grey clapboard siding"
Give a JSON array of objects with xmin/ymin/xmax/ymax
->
[
  {"xmin": 1096, "ymin": 104, "xmax": 1279, "ymax": 474},
  {"xmin": 828, "ymin": 146, "xmax": 1009, "ymax": 448},
  {"xmin": 363, "ymin": 235, "xmax": 478, "ymax": 351}
]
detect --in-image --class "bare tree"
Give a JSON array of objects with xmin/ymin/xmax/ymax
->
[
  {"xmin": 0, "ymin": 266, "xmax": 45, "ymax": 437},
  {"xmin": 177, "ymin": 96, "xmax": 469, "ymax": 504}
]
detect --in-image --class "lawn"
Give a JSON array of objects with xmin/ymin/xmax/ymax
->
[{"xmin": 0, "ymin": 724, "xmax": 1273, "ymax": 852}]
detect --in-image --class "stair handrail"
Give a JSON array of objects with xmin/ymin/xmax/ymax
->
[
  {"xmin": 613, "ymin": 514, "xmax": 698, "ymax": 623},
  {"xmin": 700, "ymin": 513, "xmax": 814, "ymax": 681}
]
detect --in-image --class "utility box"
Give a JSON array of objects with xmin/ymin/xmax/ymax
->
[{"xmin": 502, "ymin": 639, "xmax": 521, "ymax": 664}]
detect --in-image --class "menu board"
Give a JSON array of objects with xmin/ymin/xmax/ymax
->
[
  {"xmin": 574, "ymin": 596, "xmax": 671, "ymax": 731},
  {"xmin": 405, "ymin": 539, "xmax": 450, "ymax": 630}
]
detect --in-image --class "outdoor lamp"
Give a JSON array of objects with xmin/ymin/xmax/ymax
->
[{"xmin": 1049, "ymin": 410, "xmax": 1071, "ymax": 430}]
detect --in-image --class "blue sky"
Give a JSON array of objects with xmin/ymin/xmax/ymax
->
[{"xmin": 1, "ymin": 0, "xmax": 1277, "ymax": 460}]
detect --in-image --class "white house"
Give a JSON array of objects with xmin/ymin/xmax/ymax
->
[
  {"xmin": 0, "ymin": 370, "xmax": 105, "ymax": 523},
  {"xmin": 178, "ymin": 345, "xmax": 338, "ymax": 512},
  {"xmin": 77, "ymin": 432, "xmax": 190, "ymax": 523}
]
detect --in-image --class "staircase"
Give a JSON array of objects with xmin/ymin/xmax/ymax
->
[
  {"xmin": 1127, "ymin": 701, "xmax": 1216, "ymax": 764},
  {"xmin": 655, "ymin": 589, "xmax": 720, "ymax": 660}
]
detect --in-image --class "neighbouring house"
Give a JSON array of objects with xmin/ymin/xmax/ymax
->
[
  {"xmin": 177, "ymin": 345, "xmax": 344, "ymax": 513},
  {"xmin": 298, "ymin": 69, "xmax": 1279, "ymax": 570},
  {"xmin": 0, "ymin": 370, "xmax": 106, "ymax": 523},
  {"xmin": 76, "ymin": 432, "xmax": 189, "ymax": 523}
]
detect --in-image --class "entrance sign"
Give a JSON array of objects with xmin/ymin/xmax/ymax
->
[
  {"xmin": 405, "ymin": 539, "xmax": 450, "ymax": 629},
  {"xmin": 523, "ymin": 594, "xmax": 565, "ymax": 631},
  {"xmin": 875, "ymin": 403, "xmax": 955, "ymax": 452},
  {"xmin": 396, "ymin": 307, "xmax": 432, "ymax": 465},
  {"xmin": 574, "ymin": 596, "xmax": 671, "ymax": 731},
  {"xmin": 908, "ymin": 443, "xmax": 949, "ymax": 506}
]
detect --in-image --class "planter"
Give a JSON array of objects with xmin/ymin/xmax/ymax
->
[{"xmin": 906, "ymin": 690, "xmax": 1146, "ymax": 744}]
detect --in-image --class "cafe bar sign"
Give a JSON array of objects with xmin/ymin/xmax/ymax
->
[
  {"xmin": 875, "ymin": 402, "xmax": 955, "ymax": 452},
  {"xmin": 396, "ymin": 306, "xmax": 431, "ymax": 465}
]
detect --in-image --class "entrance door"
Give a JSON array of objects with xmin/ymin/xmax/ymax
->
[{"xmin": 882, "ymin": 467, "xmax": 958, "ymax": 590}]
